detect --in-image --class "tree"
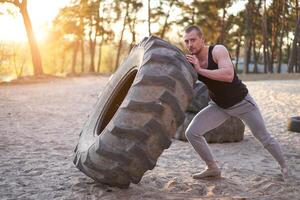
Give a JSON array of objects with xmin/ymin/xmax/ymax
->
[
  {"xmin": 159, "ymin": 0, "xmax": 175, "ymax": 39},
  {"xmin": 12, "ymin": 43, "xmax": 26, "ymax": 77},
  {"xmin": 147, "ymin": 0, "xmax": 151, "ymax": 36},
  {"xmin": 216, "ymin": 0, "xmax": 233, "ymax": 44},
  {"xmin": 85, "ymin": 0, "xmax": 103, "ymax": 73},
  {"xmin": 288, "ymin": 0, "xmax": 300, "ymax": 73},
  {"xmin": 262, "ymin": 0, "xmax": 271, "ymax": 73},
  {"xmin": 288, "ymin": 17, "xmax": 300, "ymax": 73},
  {"xmin": 276, "ymin": 0, "xmax": 288, "ymax": 73},
  {"xmin": 127, "ymin": 1, "xmax": 143, "ymax": 50},
  {"xmin": 251, "ymin": 0, "xmax": 263, "ymax": 73},
  {"xmin": 268, "ymin": 0, "xmax": 286, "ymax": 73},
  {"xmin": 241, "ymin": 0, "xmax": 262, "ymax": 74},
  {"xmin": 146, "ymin": 0, "xmax": 180, "ymax": 40},
  {"xmin": 44, "ymin": 25, "xmax": 70, "ymax": 74},
  {"xmin": 79, "ymin": 0, "xmax": 87, "ymax": 73},
  {"xmin": 52, "ymin": 4, "xmax": 83, "ymax": 74},
  {"xmin": 0, "ymin": 43, "xmax": 12, "ymax": 75},
  {"xmin": 97, "ymin": 1, "xmax": 115, "ymax": 72},
  {"xmin": 228, "ymin": 11, "xmax": 245, "ymax": 72},
  {"xmin": 114, "ymin": 0, "xmax": 129, "ymax": 71},
  {"xmin": 243, "ymin": 1, "xmax": 254, "ymax": 74},
  {"xmin": 0, "ymin": 0, "xmax": 43, "ymax": 76},
  {"xmin": 114, "ymin": 0, "xmax": 142, "ymax": 71}
]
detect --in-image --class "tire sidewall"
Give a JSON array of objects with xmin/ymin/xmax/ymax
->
[{"xmin": 77, "ymin": 47, "xmax": 144, "ymax": 153}]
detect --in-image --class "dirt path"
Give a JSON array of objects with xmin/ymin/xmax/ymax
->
[{"xmin": 1, "ymin": 76, "xmax": 299, "ymax": 200}]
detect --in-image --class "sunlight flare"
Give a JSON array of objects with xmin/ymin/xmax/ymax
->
[{"xmin": 0, "ymin": 0, "xmax": 71, "ymax": 42}]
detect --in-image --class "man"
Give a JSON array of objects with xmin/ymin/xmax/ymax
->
[{"xmin": 183, "ymin": 25, "xmax": 289, "ymax": 180}]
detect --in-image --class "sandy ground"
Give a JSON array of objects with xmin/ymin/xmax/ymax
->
[{"xmin": 1, "ymin": 75, "xmax": 300, "ymax": 200}]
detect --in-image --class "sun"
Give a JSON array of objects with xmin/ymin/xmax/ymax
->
[{"xmin": 0, "ymin": 0, "xmax": 71, "ymax": 42}]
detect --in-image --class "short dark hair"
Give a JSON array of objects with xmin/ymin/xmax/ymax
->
[{"xmin": 184, "ymin": 25, "xmax": 203, "ymax": 38}]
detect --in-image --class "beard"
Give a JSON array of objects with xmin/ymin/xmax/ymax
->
[{"xmin": 189, "ymin": 47, "xmax": 201, "ymax": 55}]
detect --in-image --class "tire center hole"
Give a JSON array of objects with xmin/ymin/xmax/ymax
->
[{"xmin": 98, "ymin": 69, "xmax": 138, "ymax": 134}]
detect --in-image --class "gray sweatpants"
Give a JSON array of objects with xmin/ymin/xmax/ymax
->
[{"xmin": 185, "ymin": 93, "xmax": 287, "ymax": 169}]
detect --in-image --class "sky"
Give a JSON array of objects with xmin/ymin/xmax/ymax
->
[{"xmin": 0, "ymin": 0, "xmax": 246, "ymax": 43}]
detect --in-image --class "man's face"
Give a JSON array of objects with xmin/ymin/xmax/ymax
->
[{"xmin": 184, "ymin": 30, "xmax": 204, "ymax": 55}]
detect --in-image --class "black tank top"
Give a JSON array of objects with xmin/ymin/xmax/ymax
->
[{"xmin": 197, "ymin": 45, "xmax": 248, "ymax": 108}]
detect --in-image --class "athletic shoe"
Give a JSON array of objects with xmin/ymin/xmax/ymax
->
[{"xmin": 192, "ymin": 167, "xmax": 221, "ymax": 179}]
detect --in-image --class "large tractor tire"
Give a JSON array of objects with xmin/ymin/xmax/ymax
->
[
  {"xmin": 73, "ymin": 36, "xmax": 197, "ymax": 188},
  {"xmin": 186, "ymin": 80, "xmax": 210, "ymax": 113},
  {"xmin": 203, "ymin": 116, "xmax": 245, "ymax": 143},
  {"xmin": 174, "ymin": 80, "xmax": 245, "ymax": 143},
  {"xmin": 174, "ymin": 112, "xmax": 245, "ymax": 143}
]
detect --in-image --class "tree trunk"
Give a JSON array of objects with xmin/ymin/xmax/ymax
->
[
  {"xmin": 295, "ymin": 0, "xmax": 299, "ymax": 73},
  {"xmin": 80, "ymin": 38, "xmax": 85, "ymax": 73},
  {"xmin": 218, "ymin": 7, "xmax": 226, "ymax": 44},
  {"xmin": 235, "ymin": 38, "xmax": 241, "ymax": 72},
  {"xmin": 160, "ymin": 0, "xmax": 175, "ymax": 39},
  {"xmin": 128, "ymin": 16, "xmax": 137, "ymax": 53},
  {"xmin": 51, "ymin": 52, "xmax": 57, "ymax": 74},
  {"xmin": 243, "ymin": 38, "xmax": 251, "ymax": 74},
  {"xmin": 288, "ymin": 18, "xmax": 300, "ymax": 73},
  {"xmin": 262, "ymin": 0, "xmax": 270, "ymax": 73},
  {"xmin": 191, "ymin": 8, "xmax": 196, "ymax": 24},
  {"xmin": 80, "ymin": 10, "xmax": 85, "ymax": 73},
  {"xmin": 297, "ymin": 45, "xmax": 300, "ymax": 73},
  {"xmin": 115, "ymin": 2, "xmax": 129, "ymax": 71},
  {"xmin": 148, "ymin": 0, "xmax": 151, "ymax": 36},
  {"xmin": 286, "ymin": 31, "xmax": 291, "ymax": 71},
  {"xmin": 272, "ymin": 0, "xmax": 284, "ymax": 73},
  {"xmin": 276, "ymin": 16, "xmax": 285, "ymax": 73},
  {"xmin": 88, "ymin": 29, "xmax": 96, "ymax": 73},
  {"xmin": 97, "ymin": 37, "xmax": 103, "ymax": 73},
  {"xmin": 131, "ymin": 27, "xmax": 136, "ymax": 50},
  {"xmin": 263, "ymin": 44, "xmax": 268, "ymax": 73},
  {"xmin": 19, "ymin": 0, "xmax": 43, "ymax": 76},
  {"xmin": 288, "ymin": 0, "xmax": 299, "ymax": 73},
  {"xmin": 252, "ymin": 33, "xmax": 258, "ymax": 73},
  {"xmin": 269, "ymin": 1, "xmax": 281, "ymax": 74},
  {"xmin": 12, "ymin": 47, "xmax": 19, "ymax": 77},
  {"xmin": 97, "ymin": 3, "xmax": 104, "ymax": 73},
  {"xmin": 60, "ymin": 52, "xmax": 66, "ymax": 74},
  {"xmin": 71, "ymin": 40, "xmax": 80, "ymax": 74},
  {"xmin": 88, "ymin": 4, "xmax": 99, "ymax": 74},
  {"xmin": 243, "ymin": 2, "xmax": 252, "ymax": 74},
  {"xmin": 87, "ymin": 0, "xmax": 100, "ymax": 73}
]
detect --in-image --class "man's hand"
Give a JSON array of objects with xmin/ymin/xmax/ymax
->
[{"xmin": 186, "ymin": 54, "xmax": 201, "ymax": 72}]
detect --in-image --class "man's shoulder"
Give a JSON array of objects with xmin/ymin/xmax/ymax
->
[
  {"xmin": 211, "ymin": 44, "xmax": 230, "ymax": 60},
  {"xmin": 212, "ymin": 44, "xmax": 228, "ymax": 54}
]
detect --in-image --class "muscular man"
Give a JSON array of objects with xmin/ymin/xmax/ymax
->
[{"xmin": 184, "ymin": 25, "xmax": 289, "ymax": 180}]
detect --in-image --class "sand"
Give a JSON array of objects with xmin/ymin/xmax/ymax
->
[{"xmin": 0, "ymin": 75, "xmax": 299, "ymax": 200}]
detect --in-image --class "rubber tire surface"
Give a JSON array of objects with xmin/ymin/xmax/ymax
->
[
  {"xmin": 73, "ymin": 36, "xmax": 197, "ymax": 188},
  {"xmin": 174, "ymin": 112, "xmax": 245, "ymax": 143},
  {"xmin": 186, "ymin": 80, "xmax": 210, "ymax": 113},
  {"xmin": 287, "ymin": 116, "xmax": 300, "ymax": 133},
  {"xmin": 204, "ymin": 116, "xmax": 245, "ymax": 143}
]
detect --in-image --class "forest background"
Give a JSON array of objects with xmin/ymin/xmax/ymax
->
[{"xmin": 0, "ymin": 0, "xmax": 299, "ymax": 81}]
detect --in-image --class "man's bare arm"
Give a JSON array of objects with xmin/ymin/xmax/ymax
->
[{"xmin": 187, "ymin": 45, "xmax": 234, "ymax": 82}]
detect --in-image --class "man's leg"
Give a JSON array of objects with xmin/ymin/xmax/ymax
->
[
  {"xmin": 185, "ymin": 103, "xmax": 230, "ymax": 178},
  {"xmin": 233, "ymin": 94, "xmax": 288, "ymax": 178}
]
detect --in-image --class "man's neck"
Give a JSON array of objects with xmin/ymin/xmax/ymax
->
[{"xmin": 196, "ymin": 46, "xmax": 209, "ymax": 62}]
